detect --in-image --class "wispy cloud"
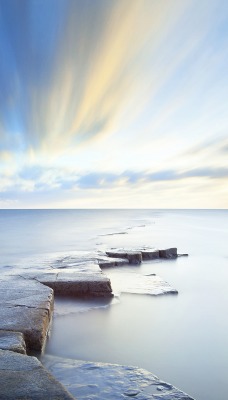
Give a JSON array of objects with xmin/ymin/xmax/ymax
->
[{"xmin": 0, "ymin": 0, "xmax": 228, "ymax": 207}]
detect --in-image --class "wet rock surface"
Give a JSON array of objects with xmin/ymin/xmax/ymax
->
[
  {"xmin": 106, "ymin": 250, "xmax": 143, "ymax": 264},
  {"xmin": 22, "ymin": 266, "xmax": 113, "ymax": 297},
  {"xmin": 0, "ymin": 278, "xmax": 54, "ymax": 352},
  {"xmin": 106, "ymin": 247, "xmax": 181, "ymax": 264},
  {"xmin": 0, "ymin": 248, "xmax": 188, "ymax": 398},
  {"xmin": 5, "ymin": 253, "xmax": 114, "ymax": 298},
  {"xmin": 97, "ymin": 255, "xmax": 129, "ymax": 268},
  {"xmin": 107, "ymin": 272, "xmax": 178, "ymax": 296},
  {"xmin": 140, "ymin": 249, "xmax": 160, "ymax": 260},
  {"xmin": 0, "ymin": 350, "xmax": 74, "ymax": 400},
  {"xmin": 43, "ymin": 355, "xmax": 195, "ymax": 400},
  {"xmin": 0, "ymin": 331, "xmax": 26, "ymax": 354},
  {"xmin": 159, "ymin": 248, "xmax": 177, "ymax": 259}
]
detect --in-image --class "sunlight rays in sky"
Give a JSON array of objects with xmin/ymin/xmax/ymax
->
[{"xmin": 0, "ymin": 0, "xmax": 228, "ymax": 208}]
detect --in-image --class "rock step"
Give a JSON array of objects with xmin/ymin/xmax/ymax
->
[
  {"xmin": 106, "ymin": 251, "xmax": 143, "ymax": 264},
  {"xmin": 140, "ymin": 249, "xmax": 160, "ymax": 260},
  {"xmin": 97, "ymin": 256, "xmax": 129, "ymax": 268},
  {"xmin": 106, "ymin": 247, "xmax": 181, "ymax": 264},
  {"xmin": 159, "ymin": 248, "xmax": 178, "ymax": 258},
  {"xmin": 0, "ymin": 350, "xmax": 75, "ymax": 400},
  {"xmin": 29, "ymin": 269, "xmax": 113, "ymax": 298},
  {"xmin": 0, "ymin": 331, "xmax": 26, "ymax": 354},
  {"xmin": 0, "ymin": 279, "xmax": 54, "ymax": 352}
]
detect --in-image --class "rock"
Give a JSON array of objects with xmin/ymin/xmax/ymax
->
[
  {"xmin": 20, "ymin": 262, "xmax": 113, "ymax": 298},
  {"xmin": 159, "ymin": 248, "xmax": 178, "ymax": 259},
  {"xmin": 0, "ymin": 350, "xmax": 74, "ymax": 399},
  {"xmin": 43, "ymin": 355, "xmax": 195, "ymax": 400},
  {"xmin": 139, "ymin": 249, "xmax": 160, "ymax": 260},
  {"xmin": 56, "ymin": 272, "xmax": 112, "ymax": 297},
  {"xmin": 106, "ymin": 250, "xmax": 142, "ymax": 264},
  {"xmin": 97, "ymin": 256, "xmax": 129, "ymax": 268},
  {"xmin": 108, "ymin": 272, "xmax": 178, "ymax": 296},
  {"xmin": 0, "ymin": 331, "xmax": 26, "ymax": 354},
  {"xmin": 38, "ymin": 269, "xmax": 113, "ymax": 298},
  {"xmin": 0, "ymin": 278, "xmax": 54, "ymax": 352},
  {"xmin": 98, "ymin": 260, "xmax": 116, "ymax": 268},
  {"xmin": 114, "ymin": 258, "xmax": 130, "ymax": 266}
]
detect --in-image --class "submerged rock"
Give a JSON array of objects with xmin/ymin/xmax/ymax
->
[
  {"xmin": 108, "ymin": 272, "xmax": 178, "ymax": 296},
  {"xmin": 0, "ymin": 350, "xmax": 74, "ymax": 399},
  {"xmin": 43, "ymin": 355, "xmax": 195, "ymax": 400}
]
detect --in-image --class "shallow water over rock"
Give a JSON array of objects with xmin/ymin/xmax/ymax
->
[{"xmin": 42, "ymin": 355, "xmax": 195, "ymax": 400}]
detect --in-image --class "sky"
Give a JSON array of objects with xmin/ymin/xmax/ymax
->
[{"xmin": 0, "ymin": 0, "xmax": 228, "ymax": 209}]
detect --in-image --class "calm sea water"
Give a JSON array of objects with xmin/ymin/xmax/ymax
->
[{"xmin": 0, "ymin": 209, "xmax": 227, "ymax": 400}]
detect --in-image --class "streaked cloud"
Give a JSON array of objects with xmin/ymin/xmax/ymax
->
[{"xmin": 0, "ymin": 0, "xmax": 228, "ymax": 207}]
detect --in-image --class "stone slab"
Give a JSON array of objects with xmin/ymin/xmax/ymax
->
[
  {"xmin": 55, "ymin": 271, "xmax": 113, "ymax": 297},
  {"xmin": 159, "ymin": 248, "xmax": 177, "ymax": 259},
  {"xmin": 43, "ymin": 355, "xmax": 195, "ymax": 400},
  {"xmin": 18, "ymin": 262, "xmax": 113, "ymax": 298},
  {"xmin": 32, "ymin": 269, "xmax": 113, "ymax": 298},
  {"xmin": 106, "ymin": 250, "xmax": 142, "ymax": 264},
  {"xmin": 0, "ymin": 278, "xmax": 54, "ymax": 352},
  {"xmin": 139, "ymin": 249, "xmax": 160, "ymax": 260},
  {"xmin": 97, "ymin": 256, "xmax": 129, "ymax": 268},
  {"xmin": 0, "ymin": 350, "xmax": 74, "ymax": 399},
  {"xmin": 106, "ymin": 247, "xmax": 182, "ymax": 262},
  {"xmin": 0, "ymin": 331, "xmax": 26, "ymax": 354},
  {"xmin": 108, "ymin": 272, "xmax": 178, "ymax": 296}
]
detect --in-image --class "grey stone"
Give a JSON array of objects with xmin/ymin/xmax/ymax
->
[
  {"xmin": 43, "ymin": 355, "xmax": 195, "ymax": 400},
  {"xmin": 21, "ymin": 263, "xmax": 113, "ymax": 298},
  {"xmin": 0, "ymin": 278, "xmax": 54, "ymax": 352},
  {"xmin": 38, "ymin": 269, "xmax": 113, "ymax": 297},
  {"xmin": 97, "ymin": 256, "xmax": 129, "ymax": 268},
  {"xmin": 0, "ymin": 350, "xmax": 74, "ymax": 399},
  {"xmin": 159, "ymin": 248, "xmax": 178, "ymax": 259},
  {"xmin": 106, "ymin": 250, "xmax": 142, "ymax": 264},
  {"xmin": 0, "ymin": 331, "xmax": 26, "ymax": 354},
  {"xmin": 108, "ymin": 272, "xmax": 178, "ymax": 296},
  {"xmin": 139, "ymin": 249, "xmax": 160, "ymax": 260}
]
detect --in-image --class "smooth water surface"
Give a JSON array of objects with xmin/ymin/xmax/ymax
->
[{"xmin": 0, "ymin": 209, "xmax": 227, "ymax": 400}]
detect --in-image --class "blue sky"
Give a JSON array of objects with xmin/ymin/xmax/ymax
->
[{"xmin": 0, "ymin": 0, "xmax": 227, "ymax": 208}]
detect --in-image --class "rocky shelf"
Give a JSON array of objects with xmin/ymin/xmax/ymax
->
[
  {"xmin": 103, "ymin": 247, "xmax": 186, "ymax": 265},
  {"xmin": 0, "ymin": 245, "xmax": 192, "ymax": 399},
  {"xmin": 43, "ymin": 355, "xmax": 195, "ymax": 400},
  {"xmin": 0, "ymin": 350, "xmax": 74, "ymax": 400},
  {"xmin": 0, "ymin": 277, "xmax": 53, "ymax": 352}
]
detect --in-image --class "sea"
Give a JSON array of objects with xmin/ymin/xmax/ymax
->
[{"xmin": 0, "ymin": 209, "xmax": 227, "ymax": 400}]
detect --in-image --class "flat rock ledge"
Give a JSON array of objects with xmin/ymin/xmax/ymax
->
[
  {"xmin": 24, "ymin": 266, "xmax": 113, "ymax": 298},
  {"xmin": 43, "ymin": 355, "xmax": 195, "ymax": 400},
  {"xmin": 0, "ymin": 331, "xmax": 26, "ymax": 354},
  {"xmin": 105, "ymin": 247, "xmax": 182, "ymax": 266},
  {"xmin": 97, "ymin": 255, "xmax": 130, "ymax": 268},
  {"xmin": 0, "ymin": 278, "xmax": 54, "ymax": 352},
  {"xmin": 106, "ymin": 250, "xmax": 143, "ymax": 264},
  {"xmin": 0, "ymin": 350, "xmax": 74, "ymax": 400},
  {"xmin": 107, "ymin": 272, "xmax": 178, "ymax": 296}
]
